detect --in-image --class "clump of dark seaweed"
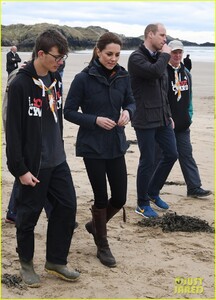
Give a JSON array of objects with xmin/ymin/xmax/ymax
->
[
  {"xmin": 138, "ymin": 212, "xmax": 214, "ymax": 233},
  {"xmin": 1, "ymin": 273, "xmax": 27, "ymax": 289}
]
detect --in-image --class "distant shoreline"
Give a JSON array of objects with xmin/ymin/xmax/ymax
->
[
  {"xmin": 1, "ymin": 47, "xmax": 214, "ymax": 63},
  {"xmin": 1, "ymin": 44, "xmax": 215, "ymax": 52}
]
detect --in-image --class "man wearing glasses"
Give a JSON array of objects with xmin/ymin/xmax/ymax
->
[{"xmin": 6, "ymin": 29, "xmax": 80, "ymax": 287}]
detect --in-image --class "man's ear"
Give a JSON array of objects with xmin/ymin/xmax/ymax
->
[
  {"xmin": 149, "ymin": 31, "xmax": 154, "ymax": 39},
  {"xmin": 37, "ymin": 50, "xmax": 45, "ymax": 58}
]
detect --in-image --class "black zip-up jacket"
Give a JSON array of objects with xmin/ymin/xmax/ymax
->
[
  {"xmin": 6, "ymin": 61, "xmax": 63, "ymax": 178},
  {"xmin": 128, "ymin": 44, "xmax": 172, "ymax": 129},
  {"xmin": 64, "ymin": 60, "xmax": 136, "ymax": 159}
]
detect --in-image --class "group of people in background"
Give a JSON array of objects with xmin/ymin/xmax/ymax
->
[{"xmin": 3, "ymin": 23, "xmax": 211, "ymax": 287}]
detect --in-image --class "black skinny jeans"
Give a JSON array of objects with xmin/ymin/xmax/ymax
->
[
  {"xmin": 83, "ymin": 156, "xmax": 127, "ymax": 209},
  {"xmin": 16, "ymin": 161, "xmax": 77, "ymax": 265}
]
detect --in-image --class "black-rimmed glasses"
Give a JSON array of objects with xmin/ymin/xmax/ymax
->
[{"xmin": 45, "ymin": 52, "xmax": 68, "ymax": 62}]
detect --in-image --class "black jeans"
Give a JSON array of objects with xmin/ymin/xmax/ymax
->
[
  {"xmin": 16, "ymin": 161, "xmax": 77, "ymax": 265},
  {"xmin": 83, "ymin": 156, "xmax": 127, "ymax": 209}
]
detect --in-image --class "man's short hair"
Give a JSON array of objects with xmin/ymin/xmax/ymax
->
[
  {"xmin": 144, "ymin": 23, "xmax": 163, "ymax": 39},
  {"xmin": 34, "ymin": 29, "xmax": 68, "ymax": 57}
]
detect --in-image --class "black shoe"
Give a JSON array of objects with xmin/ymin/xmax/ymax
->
[
  {"xmin": 5, "ymin": 215, "xmax": 16, "ymax": 224},
  {"xmin": 187, "ymin": 187, "xmax": 212, "ymax": 198},
  {"xmin": 5, "ymin": 210, "xmax": 16, "ymax": 224},
  {"xmin": 5, "ymin": 217, "xmax": 15, "ymax": 224}
]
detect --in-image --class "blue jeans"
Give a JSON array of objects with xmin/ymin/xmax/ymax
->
[{"xmin": 135, "ymin": 124, "xmax": 178, "ymax": 206}]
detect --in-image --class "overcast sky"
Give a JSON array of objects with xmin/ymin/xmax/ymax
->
[{"xmin": 1, "ymin": 1, "xmax": 215, "ymax": 44}]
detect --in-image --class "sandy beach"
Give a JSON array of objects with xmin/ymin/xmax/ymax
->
[{"xmin": 1, "ymin": 50, "xmax": 215, "ymax": 299}]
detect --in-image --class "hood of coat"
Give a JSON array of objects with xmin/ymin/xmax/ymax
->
[{"xmin": 17, "ymin": 60, "xmax": 60, "ymax": 82}]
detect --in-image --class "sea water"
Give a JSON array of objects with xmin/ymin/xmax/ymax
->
[
  {"xmin": 74, "ymin": 46, "xmax": 215, "ymax": 63},
  {"xmin": 1, "ymin": 46, "xmax": 215, "ymax": 64}
]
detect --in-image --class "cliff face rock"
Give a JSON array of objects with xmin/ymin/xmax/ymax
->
[
  {"xmin": 2, "ymin": 23, "xmax": 141, "ymax": 51},
  {"xmin": 2, "ymin": 23, "xmax": 214, "ymax": 51}
]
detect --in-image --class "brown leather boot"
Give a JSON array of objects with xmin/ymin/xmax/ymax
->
[
  {"xmin": 85, "ymin": 201, "xmax": 124, "ymax": 244},
  {"xmin": 91, "ymin": 206, "xmax": 116, "ymax": 267}
]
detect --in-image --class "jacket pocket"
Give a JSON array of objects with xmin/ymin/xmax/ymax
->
[{"xmin": 144, "ymin": 107, "xmax": 162, "ymax": 122}]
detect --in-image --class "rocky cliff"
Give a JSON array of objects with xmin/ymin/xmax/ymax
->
[{"xmin": 2, "ymin": 23, "xmax": 214, "ymax": 51}]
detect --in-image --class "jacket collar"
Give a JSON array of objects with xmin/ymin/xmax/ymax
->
[{"xmin": 139, "ymin": 44, "xmax": 159, "ymax": 61}]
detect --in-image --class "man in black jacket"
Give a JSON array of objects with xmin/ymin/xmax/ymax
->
[
  {"xmin": 128, "ymin": 23, "xmax": 178, "ymax": 218},
  {"xmin": 6, "ymin": 29, "xmax": 80, "ymax": 287},
  {"xmin": 183, "ymin": 54, "xmax": 192, "ymax": 71},
  {"xmin": 6, "ymin": 45, "xmax": 21, "ymax": 75},
  {"xmin": 166, "ymin": 40, "xmax": 211, "ymax": 198}
]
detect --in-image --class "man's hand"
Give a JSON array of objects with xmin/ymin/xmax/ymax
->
[
  {"xmin": 19, "ymin": 172, "xmax": 40, "ymax": 187},
  {"xmin": 161, "ymin": 43, "xmax": 171, "ymax": 54}
]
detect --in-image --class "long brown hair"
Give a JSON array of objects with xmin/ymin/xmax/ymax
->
[{"xmin": 90, "ymin": 32, "xmax": 122, "ymax": 63}]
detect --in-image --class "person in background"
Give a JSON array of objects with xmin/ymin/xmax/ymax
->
[
  {"xmin": 128, "ymin": 23, "xmax": 178, "ymax": 218},
  {"xmin": 6, "ymin": 45, "xmax": 21, "ymax": 75},
  {"xmin": 58, "ymin": 60, "xmax": 65, "ymax": 78},
  {"xmin": 6, "ymin": 29, "xmax": 80, "ymax": 287},
  {"xmin": 3, "ymin": 61, "xmax": 28, "ymax": 224},
  {"xmin": 58, "ymin": 60, "xmax": 66, "ymax": 95},
  {"xmin": 64, "ymin": 32, "xmax": 136, "ymax": 268},
  {"xmin": 165, "ymin": 40, "xmax": 211, "ymax": 198},
  {"xmin": 183, "ymin": 54, "xmax": 192, "ymax": 71}
]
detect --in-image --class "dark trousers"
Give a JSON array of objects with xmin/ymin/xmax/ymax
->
[
  {"xmin": 83, "ymin": 156, "xmax": 127, "ymax": 209},
  {"xmin": 7, "ymin": 180, "xmax": 53, "ymax": 220},
  {"xmin": 176, "ymin": 129, "xmax": 201, "ymax": 190},
  {"xmin": 135, "ymin": 124, "xmax": 178, "ymax": 206},
  {"xmin": 16, "ymin": 161, "xmax": 77, "ymax": 265},
  {"xmin": 155, "ymin": 129, "xmax": 201, "ymax": 191}
]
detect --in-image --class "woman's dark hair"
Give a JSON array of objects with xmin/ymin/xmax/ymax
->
[
  {"xmin": 90, "ymin": 32, "xmax": 122, "ymax": 63},
  {"xmin": 34, "ymin": 29, "xmax": 68, "ymax": 57}
]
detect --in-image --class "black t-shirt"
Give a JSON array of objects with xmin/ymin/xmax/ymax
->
[{"xmin": 39, "ymin": 74, "xmax": 66, "ymax": 169}]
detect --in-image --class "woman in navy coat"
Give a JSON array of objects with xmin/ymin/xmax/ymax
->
[{"xmin": 64, "ymin": 32, "xmax": 135, "ymax": 268}]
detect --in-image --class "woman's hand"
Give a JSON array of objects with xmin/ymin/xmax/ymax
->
[
  {"xmin": 117, "ymin": 110, "xmax": 130, "ymax": 127},
  {"xmin": 96, "ymin": 117, "xmax": 117, "ymax": 130}
]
